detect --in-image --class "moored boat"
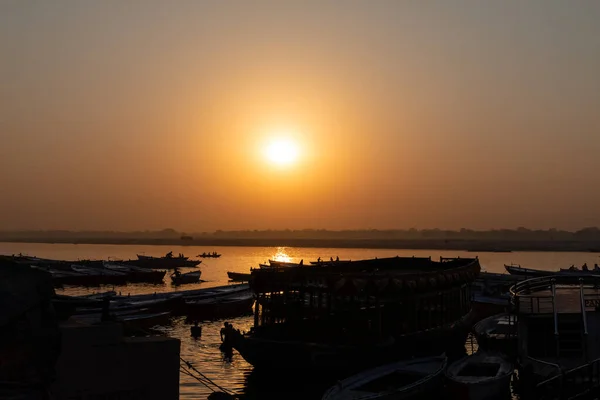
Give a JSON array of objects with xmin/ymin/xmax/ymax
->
[
  {"xmin": 472, "ymin": 313, "xmax": 517, "ymax": 358},
  {"xmin": 321, "ymin": 355, "xmax": 447, "ymax": 400},
  {"xmin": 171, "ymin": 270, "xmax": 201, "ymax": 285},
  {"xmin": 186, "ymin": 292, "xmax": 254, "ymax": 320},
  {"xmin": 445, "ymin": 352, "xmax": 513, "ymax": 400},
  {"xmin": 231, "ymin": 256, "xmax": 480, "ymax": 372},
  {"xmin": 227, "ymin": 271, "xmax": 251, "ymax": 282},
  {"xmin": 504, "ymin": 264, "xmax": 555, "ymax": 277},
  {"xmin": 127, "ymin": 252, "xmax": 201, "ymax": 269}
]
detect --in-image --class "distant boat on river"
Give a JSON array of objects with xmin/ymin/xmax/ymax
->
[{"xmin": 198, "ymin": 252, "xmax": 221, "ymax": 258}]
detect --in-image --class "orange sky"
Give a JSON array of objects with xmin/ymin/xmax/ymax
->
[{"xmin": 1, "ymin": 1, "xmax": 600, "ymax": 231}]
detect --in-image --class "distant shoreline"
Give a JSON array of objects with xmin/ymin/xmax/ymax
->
[{"xmin": 2, "ymin": 237, "xmax": 600, "ymax": 252}]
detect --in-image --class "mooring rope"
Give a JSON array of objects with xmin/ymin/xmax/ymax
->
[{"xmin": 126, "ymin": 322, "xmax": 237, "ymax": 397}]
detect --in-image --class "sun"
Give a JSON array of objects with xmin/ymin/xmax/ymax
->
[{"xmin": 264, "ymin": 137, "xmax": 300, "ymax": 166}]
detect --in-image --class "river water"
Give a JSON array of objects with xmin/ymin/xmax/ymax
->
[{"xmin": 2, "ymin": 242, "xmax": 598, "ymax": 399}]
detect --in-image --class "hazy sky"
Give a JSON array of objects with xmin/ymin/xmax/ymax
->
[{"xmin": 2, "ymin": 1, "xmax": 600, "ymax": 231}]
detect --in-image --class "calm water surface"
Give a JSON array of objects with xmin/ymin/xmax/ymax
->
[{"xmin": 2, "ymin": 243, "xmax": 598, "ymax": 399}]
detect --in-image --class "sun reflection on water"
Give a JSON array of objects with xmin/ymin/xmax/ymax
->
[{"xmin": 271, "ymin": 247, "xmax": 292, "ymax": 262}]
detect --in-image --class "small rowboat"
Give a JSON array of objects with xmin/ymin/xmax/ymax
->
[
  {"xmin": 322, "ymin": 355, "xmax": 447, "ymax": 399},
  {"xmin": 171, "ymin": 270, "xmax": 202, "ymax": 285},
  {"xmin": 445, "ymin": 352, "xmax": 513, "ymax": 400}
]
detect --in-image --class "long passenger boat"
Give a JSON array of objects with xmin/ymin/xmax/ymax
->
[{"xmin": 225, "ymin": 256, "xmax": 480, "ymax": 372}]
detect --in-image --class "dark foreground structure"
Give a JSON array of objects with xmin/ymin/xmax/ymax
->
[
  {"xmin": 0, "ymin": 259, "xmax": 180, "ymax": 400},
  {"xmin": 227, "ymin": 256, "xmax": 480, "ymax": 373}
]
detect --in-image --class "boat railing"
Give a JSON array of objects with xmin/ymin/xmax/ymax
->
[
  {"xmin": 511, "ymin": 275, "xmax": 600, "ymax": 315},
  {"xmin": 535, "ymin": 357, "xmax": 600, "ymax": 400}
]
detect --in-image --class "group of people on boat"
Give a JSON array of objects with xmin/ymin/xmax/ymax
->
[
  {"xmin": 316, "ymin": 256, "xmax": 340, "ymax": 263},
  {"xmin": 165, "ymin": 252, "xmax": 185, "ymax": 259},
  {"xmin": 567, "ymin": 263, "xmax": 600, "ymax": 272},
  {"xmin": 200, "ymin": 252, "xmax": 219, "ymax": 257}
]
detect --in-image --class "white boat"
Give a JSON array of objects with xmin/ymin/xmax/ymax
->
[
  {"xmin": 322, "ymin": 355, "xmax": 447, "ymax": 400},
  {"xmin": 445, "ymin": 352, "xmax": 513, "ymax": 400}
]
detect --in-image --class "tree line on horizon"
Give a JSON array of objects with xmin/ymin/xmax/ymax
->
[{"xmin": 3, "ymin": 227, "xmax": 600, "ymax": 241}]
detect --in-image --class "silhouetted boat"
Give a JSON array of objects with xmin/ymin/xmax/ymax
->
[
  {"xmin": 198, "ymin": 252, "xmax": 221, "ymax": 258},
  {"xmin": 504, "ymin": 264, "xmax": 555, "ymax": 277},
  {"xmin": 127, "ymin": 252, "xmax": 201, "ymax": 269},
  {"xmin": 445, "ymin": 352, "xmax": 513, "ymax": 400},
  {"xmin": 473, "ymin": 313, "xmax": 517, "ymax": 357},
  {"xmin": 171, "ymin": 270, "xmax": 201, "ymax": 285},
  {"xmin": 73, "ymin": 309, "xmax": 172, "ymax": 330},
  {"xmin": 102, "ymin": 262, "xmax": 166, "ymax": 283},
  {"xmin": 268, "ymin": 259, "xmax": 304, "ymax": 267},
  {"xmin": 322, "ymin": 355, "xmax": 447, "ymax": 400},
  {"xmin": 186, "ymin": 292, "xmax": 254, "ymax": 320},
  {"xmin": 230, "ymin": 256, "xmax": 480, "ymax": 371},
  {"xmin": 505, "ymin": 264, "xmax": 599, "ymax": 277},
  {"xmin": 227, "ymin": 271, "xmax": 251, "ymax": 282},
  {"xmin": 310, "ymin": 259, "xmax": 351, "ymax": 265}
]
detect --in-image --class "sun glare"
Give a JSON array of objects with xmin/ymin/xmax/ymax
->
[{"xmin": 264, "ymin": 137, "xmax": 299, "ymax": 166}]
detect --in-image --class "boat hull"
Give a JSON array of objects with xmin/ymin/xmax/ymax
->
[
  {"xmin": 171, "ymin": 271, "xmax": 202, "ymax": 285},
  {"xmin": 446, "ymin": 353, "xmax": 513, "ymax": 400},
  {"xmin": 186, "ymin": 294, "xmax": 254, "ymax": 320},
  {"xmin": 227, "ymin": 271, "xmax": 251, "ymax": 282},
  {"xmin": 231, "ymin": 333, "xmax": 396, "ymax": 373}
]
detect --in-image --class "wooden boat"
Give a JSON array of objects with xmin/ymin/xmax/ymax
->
[
  {"xmin": 111, "ymin": 283, "xmax": 250, "ymax": 302},
  {"xmin": 233, "ymin": 257, "xmax": 480, "ymax": 371},
  {"xmin": 321, "ymin": 355, "xmax": 447, "ymax": 400},
  {"xmin": 127, "ymin": 252, "xmax": 201, "ymax": 269},
  {"xmin": 186, "ymin": 292, "xmax": 254, "ymax": 320},
  {"xmin": 268, "ymin": 259, "xmax": 304, "ymax": 267},
  {"xmin": 559, "ymin": 266, "xmax": 600, "ymax": 274},
  {"xmin": 69, "ymin": 265, "xmax": 129, "ymax": 285},
  {"xmin": 227, "ymin": 271, "xmax": 251, "ymax": 282},
  {"xmin": 72, "ymin": 295, "xmax": 184, "ymax": 315},
  {"xmin": 445, "ymin": 352, "xmax": 513, "ymax": 400},
  {"xmin": 473, "ymin": 314, "xmax": 517, "ymax": 358},
  {"xmin": 73, "ymin": 309, "xmax": 172, "ymax": 330},
  {"xmin": 171, "ymin": 270, "xmax": 201, "ymax": 285},
  {"xmin": 103, "ymin": 262, "xmax": 166, "ymax": 283},
  {"xmin": 198, "ymin": 252, "xmax": 221, "ymax": 258},
  {"xmin": 310, "ymin": 259, "xmax": 351, "ymax": 265},
  {"xmin": 505, "ymin": 264, "xmax": 599, "ymax": 278},
  {"xmin": 504, "ymin": 264, "xmax": 555, "ymax": 277},
  {"xmin": 228, "ymin": 332, "xmax": 397, "ymax": 372},
  {"xmin": 119, "ymin": 311, "xmax": 172, "ymax": 330}
]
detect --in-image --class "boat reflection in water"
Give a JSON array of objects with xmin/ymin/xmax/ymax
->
[{"xmin": 224, "ymin": 256, "xmax": 480, "ymax": 378}]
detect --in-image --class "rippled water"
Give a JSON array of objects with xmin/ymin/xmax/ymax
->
[{"xmin": 2, "ymin": 242, "xmax": 598, "ymax": 399}]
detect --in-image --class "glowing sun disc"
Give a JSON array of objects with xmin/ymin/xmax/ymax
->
[{"xmin": 264, "ymin": 138, "xmax": 299, "ymax": 166}]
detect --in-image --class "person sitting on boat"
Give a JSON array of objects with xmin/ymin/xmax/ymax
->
[
  {"xmin": 317, "ymin": 257, "xmax": 322, "ymax": 263},
  {"xmin": 330, "ymin": 257, "xmax": 334, "ymax": 262},
  {"xmin": 595, "ymin": 264, "xmax": 600, "ymax": 271},
  {"xmin": 166, "ymin": 251, "xmax": 173, "ymax": 258},
  {"xmin": 583, "ymin": 263, "xmax": 589, "ymax": 271},
  {"xmin": 569, "ymin": 265, "xmax": 577, "ymax": 271},
  {"xmin": 173, "ymin": 267, "xmax": 181, "ymax": 278},
  {"xmin": 335, "ymin": 256, "xmax": 339, "ymax": 262}
]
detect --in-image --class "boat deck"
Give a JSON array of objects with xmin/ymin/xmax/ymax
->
[{"xmin": 518, "ymin": 287, "xmax": 600, "ymax": 314}]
